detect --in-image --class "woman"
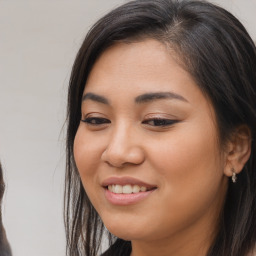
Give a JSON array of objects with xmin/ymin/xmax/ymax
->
[
  {"xmin": 65, "ymin": 0, "xmax": 256, "ymax": 255},
  {"xmin": 0, "ymin": 164, "xmax": 12, "ymax": 256}
]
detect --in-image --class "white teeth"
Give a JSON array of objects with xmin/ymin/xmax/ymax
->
[
  {"xmin": 123, "ymin": 185, "xmax": 133, "ymax": 194},
  {"xmin": 108, "ymin": 184, "xmax": 149, "ymax": 194},
  {"xmin": 113, "ymin": 185, "xmax": 123, "ymax": 194},
  {"xmin": 140, "ymin": 186, "xmax": 146, "ymax": 192},
  {"xmin": 132, "ymin": 185, "xmax": 140, "ymax": 193}
]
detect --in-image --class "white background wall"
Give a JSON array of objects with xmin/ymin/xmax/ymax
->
[{"xmin": 0, "ymin": 1, "xmax": 255, "ymax": 256}]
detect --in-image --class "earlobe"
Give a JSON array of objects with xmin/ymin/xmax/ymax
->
[{"xmin": 224, "ymin": 125, "xmax": 252, "ymax": 178}]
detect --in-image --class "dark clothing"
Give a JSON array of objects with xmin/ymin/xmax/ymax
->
[{"xmin": 101, "ymin": 239, "xmax": 131, "ymax": 256}]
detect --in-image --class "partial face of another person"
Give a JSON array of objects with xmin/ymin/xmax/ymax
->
[{"xmin": 74, "ymin": 39, "xmax": 228, "ymax": 243}]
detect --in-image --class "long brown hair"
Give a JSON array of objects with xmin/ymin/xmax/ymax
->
[{"xmin": 65, "ymin": 1, "xmax": 256, "ymax": 255}]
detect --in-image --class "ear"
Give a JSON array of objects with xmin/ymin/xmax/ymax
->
[{"xmin": 224, "ymin": 125, "xmax": 252, "ymax": 177}]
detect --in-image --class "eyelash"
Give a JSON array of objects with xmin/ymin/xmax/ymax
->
[
  {"xmin": 142, "ymin": 118, "xmax": 178, "ymax": 127},
  {"xmin": 81, "ymin": 117, "xmax": 178, "ymax": 127},
  {"xmin": 81, "ymin": 117, "xmax": 110, "ymax": 125}
]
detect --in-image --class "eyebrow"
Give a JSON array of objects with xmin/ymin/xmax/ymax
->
[
  {"xmin": 82, "ymin": 91, "xmax": 188, "ymax": 105},
  {"xmin": 82, "ymin": 93, "xmax": 109, "ymax": 104},
  {"xmin": 135, "ymin": 92, "xmax": 188, "ymax": 104}
]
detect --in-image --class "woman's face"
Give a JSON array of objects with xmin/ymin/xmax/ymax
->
[{"xmin": 74, "ymin": 39, "xmax": 228, "ymax": 245}]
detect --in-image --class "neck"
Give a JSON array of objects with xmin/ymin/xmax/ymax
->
[
  {"xmin": 130, "ymin": 206, "xmax": 220, "ymax": 256},
  {"xmin": 130, "ymin": 228, "xmax": 214, "ymax": 256}
]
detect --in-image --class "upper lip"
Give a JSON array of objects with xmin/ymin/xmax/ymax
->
[{"xmin": 101, "ymin": 176, "xmax": 157, "ymax": 189}]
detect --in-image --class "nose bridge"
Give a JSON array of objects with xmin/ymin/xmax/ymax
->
[
  {"xmin": 111, "ymin": 121, "xmax": 130, "ymax": 149},
  {"xmin": 101, "ymin": 120, "xmax": 144, "ymax": 167}
]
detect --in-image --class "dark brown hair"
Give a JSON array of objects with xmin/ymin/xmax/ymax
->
[
  {"xmin": 65, "ymin": 1, "xmax": 256, "ymax": 255},
  {"xmin": 0, "ymin": 163, "xmax": 12, "ymax": 256}
]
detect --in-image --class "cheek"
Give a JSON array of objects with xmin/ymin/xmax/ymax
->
[
  {"xmin": 73, "ymin": 126, "xmax": 103, "ymax": 184},
  {"xmin": 148, "ymin": 122, "xmax": 224, "ymax": 208},
  {"xmin": 135, "ymin": 126, "xmax": 226, "ymax": 239},
  {"xmin": 73, "ymin": 127, "xmax": 106, "ymax": 209},
  {"xmin": 153, "ymin": 119, "xmax": 222, "ymax": 176}
]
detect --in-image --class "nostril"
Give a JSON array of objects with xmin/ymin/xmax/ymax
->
[
  {"xmin": 101, "ymin": 144, "xmax": 145, "ymax": 168},
  {"xmin": 103, "ymin": 157, "xmax": 127, "ymax": 168}
]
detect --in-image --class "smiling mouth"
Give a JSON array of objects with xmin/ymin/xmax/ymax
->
[{"xmin": 106, "ymin": 184, "xmax": 156, "ymax": 194}]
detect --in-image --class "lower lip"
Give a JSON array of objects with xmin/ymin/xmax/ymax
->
[{"xmin": 104, "ymin": 188, "xmax": 155, "ymax": 206}]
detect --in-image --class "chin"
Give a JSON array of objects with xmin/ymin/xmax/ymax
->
[
  {"xmin": 102, "ymin": 216, "xmax": 149, "ymax": 241},
  {"xmin": 107, "ymin": 227, "xmax": 143, "ymax": 241}
]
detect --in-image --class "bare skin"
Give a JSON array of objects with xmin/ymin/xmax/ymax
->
[{"xmin": 74, "ymin": 39, "xmax": 250, "ymax": 256}]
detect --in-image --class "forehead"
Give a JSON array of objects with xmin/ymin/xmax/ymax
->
[{"xmin": 84, "ymin": 40, "xmax": 205, "ymax": 104}]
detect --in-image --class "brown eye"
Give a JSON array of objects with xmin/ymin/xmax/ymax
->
[
  {"xmin": 81, "ymin": 117, "xmax": 111, "ymax": 125},
  {"xmin": 142, "ymin": 119, "xmax": 178, "ymax": 126}
]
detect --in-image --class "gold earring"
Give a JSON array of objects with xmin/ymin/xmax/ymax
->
[{"xmin": 231, "ymin": 168, "xmax": 237, "ymax": 183}]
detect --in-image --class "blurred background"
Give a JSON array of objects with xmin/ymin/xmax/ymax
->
[{"xmin": 0, "ymin": 1, "xmax": 255, "ymax": 255}]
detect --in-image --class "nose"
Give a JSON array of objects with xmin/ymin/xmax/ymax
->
[{"xmin": 101, "ymin": 124, "xmax": 145, "ymax": 168}]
